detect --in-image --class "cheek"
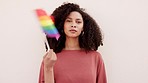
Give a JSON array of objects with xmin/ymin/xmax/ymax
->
[
  {"xmin": 63, "ymin": 26, "xmax": 69, "ymax": 35},
  {"xmin": 63, "ymin": 23, "xmax": 68, "ymax": 31},
  {"xmin": 79, "ymin": 24, "xmax": 84, "ymax": 31},
  {"xmin": 63, "ymin": 22, "xmax": 66, "ymax": 29},
  {"xmin": 79, "ymin": 28, "xmax": 83, "ymax": 32},
  {"xmin": 77, "ymin": 27, "xmax": 83, "ymax": 35},
  {"xmin": 64, "ymin": 22, "xmax": 70, "ymax": 29}
]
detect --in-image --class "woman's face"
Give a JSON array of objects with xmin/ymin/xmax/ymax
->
[{"xmin": 64, "ymin": 11, "xmax": 84, "ymax": 38}]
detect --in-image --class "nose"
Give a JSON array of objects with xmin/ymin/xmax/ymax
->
[
  {"xmin": 71, "ymin": 25, "xmax": 76, "ymax": 28},
  {"xmin": 71, "ymin": 22, "xmax": 76, "ymax": 28}
]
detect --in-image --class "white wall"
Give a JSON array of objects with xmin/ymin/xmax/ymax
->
[{"xmin": 0, "ymin": 0, "xmax": 148, "ymax": 83}]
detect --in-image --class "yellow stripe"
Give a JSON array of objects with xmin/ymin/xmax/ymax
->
[{"xmin": 40, "ymin": 20, "xmax": 54, "ymax": 26}]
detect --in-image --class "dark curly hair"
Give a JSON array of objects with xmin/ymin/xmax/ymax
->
[{"xmin": 46, "ymin": 2, "xmax": 103, "ymax": 53}]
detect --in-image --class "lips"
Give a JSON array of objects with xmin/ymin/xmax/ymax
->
[{"xmin": 69, "ymin": 29, "xmax": 77, "ymax": 32}]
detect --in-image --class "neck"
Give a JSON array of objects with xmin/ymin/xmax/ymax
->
[{"xmin": 64, "ymin": 37, "xmax": 81, "ymax": 50}]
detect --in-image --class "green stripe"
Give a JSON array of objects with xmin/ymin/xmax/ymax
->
[{"xmin": 42, "ymin": 25, "xmax": 56, "ymax": 30}]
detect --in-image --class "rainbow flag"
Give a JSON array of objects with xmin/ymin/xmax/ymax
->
[{"xmin": 35, "ymin": 9, "xmax": 60, "ymax": 40}]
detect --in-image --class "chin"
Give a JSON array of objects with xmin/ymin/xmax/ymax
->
[{"xmin": 66, "ymin": 35, "xmax": 79, "ymax": 38}]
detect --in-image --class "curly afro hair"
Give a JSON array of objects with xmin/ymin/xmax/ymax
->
[{"xmin": 46, "ymin": 2, "xmax": 103, "ymax": 53}]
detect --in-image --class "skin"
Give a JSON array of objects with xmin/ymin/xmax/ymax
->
[
  {"xmin": 43, "ymin": 11, "xmax": 84, "ymax": 83},
  {"xmin": 64, "ymin": 11, "xmax": 84, "ymax": 50}
]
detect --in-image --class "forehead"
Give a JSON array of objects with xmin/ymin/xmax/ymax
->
[{"xmin": 67, "ymin": 11, "xmax": 83, "ymax": 20}]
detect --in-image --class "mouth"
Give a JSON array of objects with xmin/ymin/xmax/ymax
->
[{"xmin": 69, "ymin": 29, "xmax": 77, "ymax": 32}]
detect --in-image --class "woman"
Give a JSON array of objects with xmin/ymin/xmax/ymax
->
[{"xmin": 39, "ymin": 2, "xmax": 107, "ymax": 83}]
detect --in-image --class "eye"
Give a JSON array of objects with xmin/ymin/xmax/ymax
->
[
  {"xmin": 76, "ymin": 21, "xmax": 82, "ymax": 24},
  {"xmin": 65, "ymin": 19, "xmax": 72, "ymax": 22}
]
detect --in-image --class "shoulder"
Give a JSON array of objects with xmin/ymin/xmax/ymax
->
[
  {"xmin": 88, "ymin": 50, "xmax": 102, "ymax": 57},
  {"xmin": 88, "ymin": 50, "xmax": 104, "ymax": 62}
]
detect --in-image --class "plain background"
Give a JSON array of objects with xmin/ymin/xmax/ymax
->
[{"xmin": 0, "ymin": 0, "xmax": 148, "ymax": 83}]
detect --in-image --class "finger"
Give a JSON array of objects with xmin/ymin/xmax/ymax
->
[
  {"xmin": 51, "ymin": 50, "xmax": 57, "ymax": 60},
  {"xmin": 43, "ymin": 50, "xmax": 52, "ymax": 59},
  {"xmin": 46, "ymin": 49, "xmax": 53, "ymax": 58},
  {"xmin": 43, "ymin": 52, "xmax": 48, "ymax": 59}
]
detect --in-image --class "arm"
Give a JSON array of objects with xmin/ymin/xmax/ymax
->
[
  {"xmin": 44, "ymin": 67, "xmax": 55, "ymax": 83},
  {"xmin": 96, "ymin": 52, "xmax": 107, "ymax": 83},
  {"xmin": 96, "ymin": 61, "xmax": 107, "ymax": 83},
  {"xmin": 39, "ymin": 49, "xmax": 57, "ymax": 83},
  {"xmin": 39, "ymin": 61, "xmax": 44, "ymax": 83}
]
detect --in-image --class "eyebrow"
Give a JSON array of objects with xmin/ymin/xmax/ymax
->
[{"xmin": 66, "ymin": 17, "xmax": 82, "ymax": 21}]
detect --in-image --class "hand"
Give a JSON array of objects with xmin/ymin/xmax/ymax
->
[{"xmin": 43, "ymin": 49, "xmax": 57, "ymax": 71}]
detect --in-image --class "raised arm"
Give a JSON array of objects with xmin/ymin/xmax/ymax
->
[{"xmin": 39, "ymin": 49, "xmax": 57, "ymax": 83}]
